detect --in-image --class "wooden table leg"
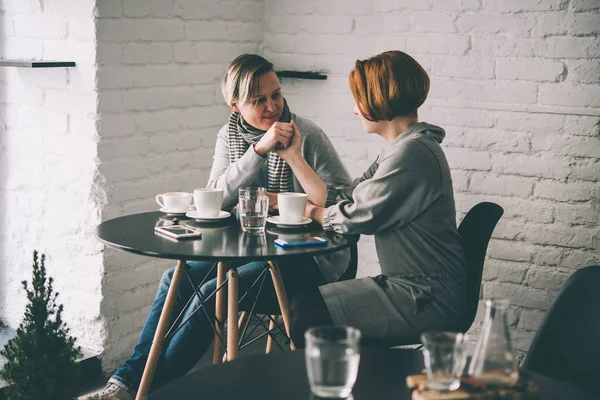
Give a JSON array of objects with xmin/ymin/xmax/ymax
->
[
  {"xmin": 213, "ymin": 261, "xmax": 227, "ymax": 364},
  {"xmin": 223, "ymin": 310, "xmax": 249, "ymax": 362},
  {"xmin": 268, "ymin": 260, "xmax": 296, "ymax": 350},
  {"xmin": 227, "ymin": 268, "xmax": 240, "ymax": 361},
  {"xmin": 238, "ymin": 311, "xmax": 248, "ymax": 330},
  {"xmin": 135, "ymin": 260, "xmax": 185, "ymax": 400}
]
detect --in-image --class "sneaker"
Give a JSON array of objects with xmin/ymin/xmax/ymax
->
[{"xmin": 78, "ymin": 383, "xmax": 134, "ymax": 400}]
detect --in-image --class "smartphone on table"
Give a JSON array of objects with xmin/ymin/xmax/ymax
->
[
  {"xmin": 274, "ymin": 236, "xmax": 328, "ymax": 249},
  {"xmin": 154, "ymin": 225, "xmax": 202, "ymax": 241}
]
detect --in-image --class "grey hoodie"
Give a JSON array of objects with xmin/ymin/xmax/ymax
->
[{"xmin": 319, "ymin": 122, "xmax": 467, "ymax": 343}]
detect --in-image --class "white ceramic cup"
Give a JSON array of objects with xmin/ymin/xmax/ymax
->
[
  {"xmin": 194, "ymin": 188, "xmax": 224, "ymax": 218},
  {"xmin": 155, "ymin": 192, "xmax": 193, "ymax": 212},
  {"xmin": 277, "ymin": 192, "xmax": 308, "ymax": 223}
]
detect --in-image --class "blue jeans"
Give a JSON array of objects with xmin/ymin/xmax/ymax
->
[{"xmin": 110, "ymin": 256, "xmax": 325, "ymax": 395}]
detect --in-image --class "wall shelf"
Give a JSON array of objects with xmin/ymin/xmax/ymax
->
[
  {"xmin": 0, "ymin": 60, "xmax": 76, "ymax": 68},
  {"xmin": 276, "ymin": 71, "xmax": 327, "ymax": 80}
]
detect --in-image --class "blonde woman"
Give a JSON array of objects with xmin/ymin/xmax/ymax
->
[{"xmin": 82, "ymin": 55, "xmax": 351, "ymax": 400}]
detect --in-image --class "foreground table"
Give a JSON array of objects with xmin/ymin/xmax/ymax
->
[
  {"xmin": 96, "ymin": 211, "xmax": 357, "ymax": 399},
  {"xmin": 149, "ymin": 347, "xmax": 599, "ymax": 400}
]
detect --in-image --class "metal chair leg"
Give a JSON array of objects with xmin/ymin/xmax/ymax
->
[
  {"xmin": 213, "ymin": 261, "xmax": 227, "ymax": 364},
  {"xmin": 265, "ymin": 315, "xmax": 278, "ymax": 353}
]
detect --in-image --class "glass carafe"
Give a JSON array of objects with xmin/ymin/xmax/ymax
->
[{"xmin": 468, "ymin": 298, "xmax": 518, "ymax": 386}]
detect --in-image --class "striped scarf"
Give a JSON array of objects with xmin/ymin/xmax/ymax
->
[{"xmin": 228, "ymin": 98, "xmax": 292, "ymax": 193}]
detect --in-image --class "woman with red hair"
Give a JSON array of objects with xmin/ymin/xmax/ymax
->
[{"xmin": 278, "ymin": 50, "xmax": 467, "ymax": 347}]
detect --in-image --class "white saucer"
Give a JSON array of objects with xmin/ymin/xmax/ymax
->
[
  {"xmin": 186, "ymin": 210, "xmax": 231, "ymax": 221},
  {"xmin": 160, "ymin": 207, "xmax": 193, "ymax": 215},
  {"xmin": 266, "ymin": 216, "xmax": 312, "ymax": 227}
]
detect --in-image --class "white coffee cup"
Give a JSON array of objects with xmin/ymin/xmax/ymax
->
[
  {"xmin": 277, "ymin": 192, "xmax": 308, "ymax": 223},
  {"xmin": 194, "ymin": 188, "xmax": 224, "ymax": 218},
  {"xmin": 155, "ymin": 192, "xmax": 193, "ymax": 212}
]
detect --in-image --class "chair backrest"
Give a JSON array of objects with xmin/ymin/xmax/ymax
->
[
  {"xmin": 457, "ymin": 202, "xmax": 504, "ymax": 333},
  {"xmin": 337, "ymin": 242, "xmax": 358, "ymax": 282},
  {"xmin": 522, "ymin": 265, "xmax": 600, "ymax": 390}
]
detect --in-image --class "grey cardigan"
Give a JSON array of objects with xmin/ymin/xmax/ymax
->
[
  {"xmin": 320, "ymin": 122, "xmax": 467, "ymax": 344},
  {"xmin": 206, "ymin": 114, "xmax": 352, "ymax": 282}
]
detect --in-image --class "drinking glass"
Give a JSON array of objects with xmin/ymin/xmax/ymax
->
[
  {"xmin": 238, "ymin": 187, "xmax": 269, "ymax": 234},
  {"xmin": 421, "ymin": 332, "xmax": 468, "ymax": 391},
  {"xmin": 305, "ymin": 326, "xmax": 361, "ymax": 398}
]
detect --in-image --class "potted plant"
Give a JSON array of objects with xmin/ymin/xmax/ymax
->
[{"xmin": 0, "ymin": 251, "xmax": 82, "ymax": 400}]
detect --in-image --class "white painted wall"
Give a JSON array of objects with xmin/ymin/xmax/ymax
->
[
  {"xmin": 1, "ymin": 0, "xmax": 598, "ymax": 373},
  {"xmin": 0, "ymin": 0, "xmax": 104, "ymax": 354},
  {"xmin": 0, "ymin": 0, "xmax": 264, "ymax": 372},
  {"xmin": 94, "ymin": 0, "xmax": 264, "ymax": 368},
  {"xmin": 264, "ymin": 0, "xmax": 600, "ymax": 357}
]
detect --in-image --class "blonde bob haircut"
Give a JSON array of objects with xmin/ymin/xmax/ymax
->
[
  {"xmin": 349, "ymin": 50, "xmax": 430, "ymax": 122},
  {"xmin": 222, "ymin": 54, "xmax": 274, "ymax": 107}
]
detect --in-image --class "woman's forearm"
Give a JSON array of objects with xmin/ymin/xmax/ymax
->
[
  {"xmin": 207, "ymin": 144, "xmax": 268, "ymax": 208},
  {"xmin": 286, "ymin": 154, "xmax": 328, "ymax": 206},
  {"xmin": 310, "ymin": 206, "xmax": 325, "ymax": 225}
]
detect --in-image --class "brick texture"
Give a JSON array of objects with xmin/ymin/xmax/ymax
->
[
  {"xmin": 264, "ymin": 0, "xmax": 600, "ymax": 362},
  {"xmin": 0, "ymin": 0, "xmax": 104, "ymax": 358},
  {"xmin": 0, "ymin": 0, "xmax": 264, "ymax": 372},
  {"xmin": 93, "ymin": 0, "xmax": 263, "ymax": 370},
  {"xmin": 1, "ymin": 0, "xmax": 598, "ymax": 374}
]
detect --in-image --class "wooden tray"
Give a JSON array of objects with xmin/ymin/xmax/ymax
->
[{"xmin": 407, "ymin": 374, "xmax": 538, "ymax": 400}]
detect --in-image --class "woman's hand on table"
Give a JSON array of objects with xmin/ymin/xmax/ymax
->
[
  {"xmin": 254, "ymin": 122, "xmax": 294, "ymax": 157},
  {"xmin": 265, "ymin": 192, "xmax": 279, "ymax": 212},
  {"xmin": 275, "ymin": 120, "xmax": 302, "ymax": 162}
]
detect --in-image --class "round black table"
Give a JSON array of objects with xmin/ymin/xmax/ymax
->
[
  {"xmin": 149, "ymin": 347, "xmax": 599, "ymax": 400},
  {"xmin": 96, "ymin": 211, "xmax": 358, "ymax": 400},
  {"xmin": 96, "ymin": 211, "xmax": 355, "ymax": 262}
]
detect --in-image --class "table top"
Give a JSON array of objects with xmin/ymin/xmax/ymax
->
[
  {"xmin": 149, "ymin": 347, "xmax": 599, "ymax": 400},
  {"xmin": 96, "ymin": 211, "xmax": 358, "ymax": 262}
]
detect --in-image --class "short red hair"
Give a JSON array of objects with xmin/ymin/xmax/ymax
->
[{"xmin": 349, "ymin": 51, "xmax": 430, "ymax": 121}]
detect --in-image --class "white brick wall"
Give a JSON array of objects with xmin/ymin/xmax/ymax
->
[
  {"xmin": 94, "ymin": 0, "xmax": 264, "ymax": 369},
  {"xmin": 0, "ymin": 0, "xmax": 104, "ymax": 355},
  {"xmin": 1, "ymin": 0, "xmax": 598, "ymax": 375},
  {"xmin": 264, "ymin": 0, "xmax": 600, "ymax": 359}
]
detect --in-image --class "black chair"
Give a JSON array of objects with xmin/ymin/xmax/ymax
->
[
  {"xmin": 456, "ymin": 201, "xmax": 504, "ymax": 334},
  {"xmin": 522, "ymin": 265, "xmax": 600, "ymax": 391},
  {"xmin": 393, "ymin": 202, "xmax": 504, "ymax": 350},
  {"xmin": 337, "ymin": 242, "xmax": 359, "ymax": 282}
]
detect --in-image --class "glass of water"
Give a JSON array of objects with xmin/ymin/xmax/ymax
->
[
  {"xmin": 305, "ymin": 326, "xmax": 361, "ymax": 398},
  {"xmin": 421, "ymin": 332, "xmax": 468, "ymax": 391},
  {"xmin": 238, "ymin": 187, "xmax": 269, "ymax": 234}
]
